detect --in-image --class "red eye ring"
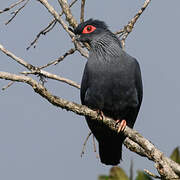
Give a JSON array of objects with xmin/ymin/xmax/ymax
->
[{"xmin": 82, "ymin": 25, "xmax": 96, "ymax": 34}]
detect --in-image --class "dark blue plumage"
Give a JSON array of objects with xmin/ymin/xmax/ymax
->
[{"xmin": 74, "ymin": 19, "xmax": 143, "ymax": 165}]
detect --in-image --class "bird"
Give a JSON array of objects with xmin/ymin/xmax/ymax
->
[{"xmin": 73, "ymin": 19, "xmax": 143, "ymax": 165}]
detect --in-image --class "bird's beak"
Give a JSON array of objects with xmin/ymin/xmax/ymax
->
[
  {"xmin": 68, "ymin": 27, "xmax": 80, "ymax": 42},
  {"xmin": 72, "ymin": 34, "xmax": 81, "ymax": 42}
]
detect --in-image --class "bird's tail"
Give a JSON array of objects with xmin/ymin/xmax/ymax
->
[{"xmin": 98, "ymin": 135, "xmax": 125, "ymax": 165}]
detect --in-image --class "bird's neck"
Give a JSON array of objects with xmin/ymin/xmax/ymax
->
[{"xmin": 90, "ymin": 31, "xmax": 122, "ymax": 59}]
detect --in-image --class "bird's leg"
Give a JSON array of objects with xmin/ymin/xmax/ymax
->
[
  {"xmin": 96, "ymin": 110, "xmax": 105, "ymax": 120},
  {"xmin": 115, "ymin": 119, "xmax": 127, "ymax": 133}
]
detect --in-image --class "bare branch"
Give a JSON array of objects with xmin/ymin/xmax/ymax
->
[
  {"xmin": 5, "ymin": 0, "xmax": 29, "ymax": 25},
  {"xmin": 123, "ymin": 128, "xmax": 179, "ymax": 179},
  {"xmin": 2, "ymin": 81, "xmax": 15, "ymax": 90},
  {"xmin": 26, "ymin": 19, "xmax": 57, "ymax": 50},
  {"xmin": 124, "ymin": 137, "xmax": 148, "ymax": 158},
  {"xmin": 80, "ymin": 132, "xmax": 98, "ymax": 158},
  {"xmin": 0, "ymin": 71, "xmax": 180, "ymax": 179},
  {"xmin": 0, "ymin": 44, "xmax": 36, "ymax": 71},
  {"xmin": 114, "ymin": 29, "xmax": 124, "ymax": 35},
  {"xmin": 39, "ymin": 48, "xmax": 76, "ymax": 69},
  {"xmin": 21, "ymin": 69, "xmax": 80, "ymax": 89},
  {"xmin": 0, "ymin": 0, "xmax": 25, "ymax": 14},
  {"xmin": 37, "ymin": 0, "xmax": 88, "ymax": 58},
  {"xmin": 38, "ymin": 0, "xmax": 71, "ymax": 33},
  {"xmin": 58, "ymin": 0, "xmax": 78, "ymax": 28},
  {"xmin": 114, "ymin": 0, "xmax": 151, "ymax": 49},
  {"xmin": 81, "ymin": 132, "xmax": 92, "ymax": 157},
  {"xmin": 69, "ymin": 0, "xmax": 79, "ymax": 8},
  {"xmin": 26, "ymin": 0, "xmax": 78, "ymax": 50},
  {"xmin": 74, "ymin": 42, "xmax": 89, "ymax": 58},
  {"xmin": 92, "ymin": 135, "xmax": 98, "ymax": 158},
  {"xmin": 57, "ymin": 0, "xmax": 90, "ymax": 55},
  {"xmin": 144, "ymin": 169, "xmax": 161, "ymax": 179},
  {"xmin": 80, "ymin": 0, "xmax": 86, "ymax": 23},
  {"xmin": 0, "ymin": 44, "xmax": 80, "ymax": 89}
]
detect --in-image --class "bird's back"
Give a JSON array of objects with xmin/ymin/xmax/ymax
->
[{"xmin": 81, "ymin": 49, "xmax": 142, "ymax": 124}]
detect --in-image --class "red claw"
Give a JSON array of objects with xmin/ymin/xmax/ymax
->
[
  {"xmin": 116, "ymin": 119, "xmax": 127, "ymax": 133},
  {"xmin": 97, "ymin": 110, "xmax": 105, "ymax": 120}
]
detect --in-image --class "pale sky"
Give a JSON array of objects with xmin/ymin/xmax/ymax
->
[{"xmin": 0, "ymin": 1, "xmax": 180, "ymax": 180}]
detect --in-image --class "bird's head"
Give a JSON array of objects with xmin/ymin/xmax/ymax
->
[{"xmin": 71, "ymin": 19, "xmax": 109, "ymax": 45}]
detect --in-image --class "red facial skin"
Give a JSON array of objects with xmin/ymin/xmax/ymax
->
[{"xmin": 82, "ymin": 25, "xmax": 96, "ymax": 34}]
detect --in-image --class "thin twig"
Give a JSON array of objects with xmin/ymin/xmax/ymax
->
[
  {"xmin": 0, "ymin": 43, "xmax": 80, "ymax": 89},
  {"xmin": 27, "ymin": 0, "xmax": 78, "ymax": 50},
  {"xmin": 38, "ymin": 0, "xmax": 72, "ymax": 33},
  {"xmin": 81, "ymin": 132, "xmax": 92, "ymax": 157},
  {"xmin": 21, "ymin": 70, "xmax": 80, "ymax": 89},
  {"xmin": 92, "ymin": 135, "xmax": 99, "ymax": 159},
  {"xmin": 80, "ymin": 0, "xmax": 86, "ymax": 23},
  {"xmin": 114, "ymin": 29, "xmax": 124, "ymax": 35},
  {"xmin": 0, "ymin": 0, "xmax": 25, "ymax": 14},
  {"xmin": 144, "ymin": 169, "xmax": 161, "ymax": 179},
  {"xmin": 2, "ymin": 81, "xmax": 15, "ymax": 91},
  {"xmin": 43, "ymin": 20, "xmax": 57, "ymax": 34},
  {"xmin": 26, "ymin": 19, "xmax": 57, "ymax": 50},
  {"xmin": 5, "ymin": 0, "xmax": 29, "ymax": 25},
  {"xmin": 92, "ymin": 135, "xmax": 96, "ymax": 153},
  {"xmin": 0, "ymin": 44, "xmax": 36, "ymax": 71},
  {"xmin": 37, "ymin": 0, "xmax": 88, "ymax": 58},
  {"xmin": 114, "ymin": 0, "xmax": 151, "ymax": 49},
  {"xmin": 39, "ymin": 48, "xmax": 76, "ymax": 69},
  {"xmin": 69, "ymin": 0, "xmax": 79, "ymax": 9}
]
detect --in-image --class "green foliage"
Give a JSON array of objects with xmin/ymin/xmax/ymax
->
[
  {"xmin": 98, "ymin": 166, "xmax": 129, "ymax": 180},
  {"xmin": 98, "ymin": 166, "xmax": 153, "ymax": 180},
  {"xmin": 170, "ymin": 147, "xmax": 180, "ymax": 164},
  {"xmin": 98, "ymin": 147, "xmax": 180, "ymax": 180},
  {"xmin": 135, "ymin": 171, "xmax": 153, "ymax": 180},
  {"xmin": 110, "ymin": 166, "xmax": 129, "ymax": 180},
  {"xmin": 98, "ymin": 175, "xmax": 109, "ymax": 180}
]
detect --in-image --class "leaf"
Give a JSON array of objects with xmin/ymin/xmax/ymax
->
[
  {"xmin": 170, "ymin": 147, "xmax": 180, "ymax": 164},
  {"xmin": 135, "ymin": 171, "xmax": 153, "ymax": 180},
  {"xmin": 98, "ymin": 175, "xmax": 109, "ymax": 180},
  {"xmin": 109, "ymin": 166, "xmax": 129, "ymax": 180},
  {"xmin": 98, "ymin": 166, "xmax": 129, "ymax": 180}
]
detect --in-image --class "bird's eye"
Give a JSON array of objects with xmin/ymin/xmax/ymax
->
[
  {"xmin": 87, "ymin": 26, "xmax": 91, "ymax": 31},
  {"xmin": 82, "ymin": 25, "xmax": 96, "ymax": 34}
]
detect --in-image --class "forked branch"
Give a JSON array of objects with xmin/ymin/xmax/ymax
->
[
  {"xmin": 1, "ymin": 0, "xmax": 179, "ymax": 179},
  {"xmin": 4, "ymin": 0, "xmax": 29, "ymax": 25},
  {"xmin": 0, "ymin": 0, "xmax": 25, "ymax": 14},
  {"xmin": 0, "ymin": 44, "xmax": 80, "ymax": 89},
  {"xmin": 27, "ymin": 0, "xmax": 78, "ymax": 50},
  {"xmin": 0, "ymin": 71, "xmax": 179, "ymax": 179},
  {"xmin": 115, "ymin": 0, "xmax": 151, "ymax": 49}
]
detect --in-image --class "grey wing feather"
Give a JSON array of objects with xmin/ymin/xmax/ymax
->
[
  {"xmin": 134, "ymin": 59, "xmax": 143, "ymax": 107},
  {"xmin": 80, "ymin": 63, "xmax": 89, "ymax": 105}
]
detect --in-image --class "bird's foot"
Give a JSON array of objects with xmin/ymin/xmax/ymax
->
[
  {"xmin": 115, "ymin": 119, "xmax": 127, "ymax": 133},
  {"xmin": 97, "ymin": 110, "xmax": 104, "ymax": 120}
]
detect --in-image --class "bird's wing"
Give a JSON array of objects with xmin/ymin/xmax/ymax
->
[
  {"xmin": 80, "ymin": 63, "xmax": 89, "ymax": 105},
  {"xmin": 134, "ymin": 59, "xmax": 143, "ymax": 107}
]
